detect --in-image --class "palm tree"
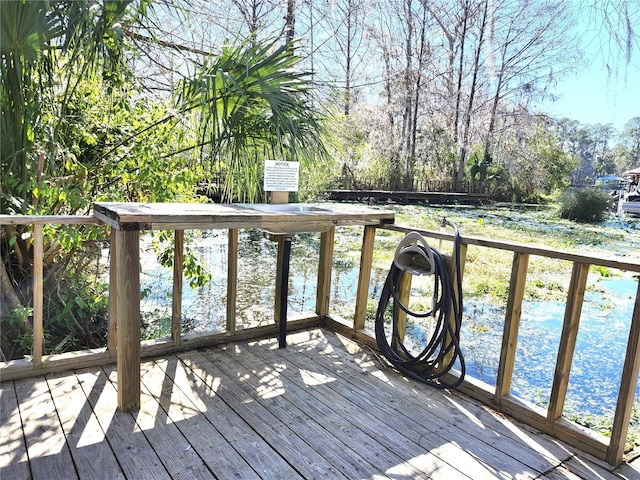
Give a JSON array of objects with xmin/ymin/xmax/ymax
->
[{"xmin": 177, "ymin": 37, "xmax": 328, "ymax": 202}]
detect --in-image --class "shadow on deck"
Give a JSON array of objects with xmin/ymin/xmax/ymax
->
[{"xmin": 2, "ymin": 329, "xmax": 639, "ymax": 479}]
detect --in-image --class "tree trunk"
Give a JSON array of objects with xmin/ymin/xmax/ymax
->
[
  {"xmin": 0, "ymin": 254, "xmax": 22, "ymax": 315},
  {"xmin": 453, "ymin": 1, "xmax": 470, "ymax": 191},
  {"xmin": 459, "ymin": 0, "xmax": 489, "ymax": 189},
  {"xmin": 285, "ymin": 0, "xmax": 295, "ymax": 50}
]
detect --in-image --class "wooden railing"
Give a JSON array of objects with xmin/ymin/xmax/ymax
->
[
  {"xmin": 330, "ymin": 223, "xmax": 640, "ymax": 467},
  {"xmin": 1, "ymin": 215, "xmax": 639, "ymax": 466}
]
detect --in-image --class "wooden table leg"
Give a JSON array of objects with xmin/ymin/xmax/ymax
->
[{"xmin": 116, "ymin": 229, "xmax": 141, "ymax": 411}]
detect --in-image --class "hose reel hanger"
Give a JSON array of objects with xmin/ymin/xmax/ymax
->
[
  {"xmin": 393, "ymin": 232, "xmax": 436, "ymax": 276},
  {"xmin": 375, "ymin": 220, "xmax": 465, "ymax": 389}
]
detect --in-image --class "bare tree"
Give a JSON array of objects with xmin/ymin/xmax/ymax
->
[{"xmin": 480, "ymin": 0, "xmax": 578, "ymax": 175}]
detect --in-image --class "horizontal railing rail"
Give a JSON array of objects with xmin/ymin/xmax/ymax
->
[{"xmin": 1, "ymin": 214, "xmax": 639, "ymax": 466}]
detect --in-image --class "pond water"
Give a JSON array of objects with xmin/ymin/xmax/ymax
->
[{"xmin": 139, "ymin": 204, "xmax": 640, "ymax": 424}]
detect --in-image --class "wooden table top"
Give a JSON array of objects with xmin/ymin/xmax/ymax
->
[{"xmin": 93, "ymin": 202, "xmax": 395, "ymax": 234}]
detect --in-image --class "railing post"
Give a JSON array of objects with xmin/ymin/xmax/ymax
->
[
  {"xmin": 354, "ymin": 225, "xmax": 376, "ymax": 331},
  {"xmin": 108, "ymin": 228, "xmax": 118, "ymax": 357},
  {"xmin": 316, "ymin": 227, "xmax": 335, "ymax": 319},
  {"xmin": 116, "ymin": 229, "xmax": 141, "ymax": 411},
  {"xmin": 227, "ymin": 229, "xmax": 238, "ymax": 334},
  {"xmin": 547, "ymin": 262, "xmax": 590, "ymax": 424},
  {"xmin": 395, "ymin": 271, "xmax": 412, "ymax": 342},
  {"xmin": 172, "ymin": 230, "xmax": 184, "ymax": 346},
  {"xmin": 495, "ymin": 252, "xmax": 529, "ymax": 402},
  {"xmin": 441, "ymin": 243, "xmax": 467, "ymax": 372},
  {"xmin": 607, "ymin": 280, "xmax": 640, "ymax": 465},
  {"xmin": 32, "ymin": 224, "xmax": 44, "ymax": 366}
]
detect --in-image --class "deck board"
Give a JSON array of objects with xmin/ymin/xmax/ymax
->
[
  {"xmin": 178, "ymin": 349, "xmax": 350, "ymax": 479},
  {"xmin": 251, "ymin": 331, "xmax": 545, "ymax": 478},
  {"xmin": 215, "ymin": 342, "xmax": 431, "ymax": 479},
  {"xmin": 149, "ymin": 355, "xmax": 300, "ymax": 479},
  {"xmin": 14, "ymin": 376, "xmax": 77, "ymax": 479},
  {"xmin": 1, "ymin": 328, "xmax": 634, "ymax": 479},
  {"xmin": 46, "ymin": 371, "xmax": 125, "ymax": 479},
  {"xmin": 232, "ymin": 338, "xmax": 465, "ymax": 479},
  {"xmin": 0, "ymin": 382, "xmax": 30, "ymax": 480},
  {"xmin": 200, "ymin": 346, "xmax": 388, "ymax": 479},
  {"xmin": 136, "ymin": 359, "xmax": 216, "ymax": 479},
  {"xmin": 287, "ymin": 330, "xmax": 567, "ymax": 475},
  {"xmin": 76, "ymin": 367, "xmax": 170, "ymax": 479},
  {"xmin": 309, "ymin": 331, "xmax": 625, "ymax": 480}
]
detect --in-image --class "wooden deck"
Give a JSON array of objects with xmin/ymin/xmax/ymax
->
[{"xmin": 2, "ymin": 329, "xmax": 639, "ymax": 480}]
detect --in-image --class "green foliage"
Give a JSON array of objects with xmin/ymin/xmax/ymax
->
[
  {"xmin": 558, "ymin": 188, "xmax": 613, "ymax": 222},
  {"xmin": 531, "ymin": 125, "xmax": 578, "ymax": 195},
  {"xmin": 176, "ymin": 37, "xmax": 329, "ymax": 202},
  {"xmin": 152, "ymin": 230, "xmax": 212, "ymax": 290}
]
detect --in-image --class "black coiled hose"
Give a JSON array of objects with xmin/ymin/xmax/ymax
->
[{"xmin": 375, "ymin": 220, "xmax": 465, "ymax": 389}]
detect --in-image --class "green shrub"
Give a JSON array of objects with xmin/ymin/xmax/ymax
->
[{"xmin": 558, "ymin": 188, "xmax": 613, "ymax": 223}]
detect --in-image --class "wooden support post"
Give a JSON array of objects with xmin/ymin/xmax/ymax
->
[
  {"xmin": 354, "ymin": 225, "xmax": 376, "ymax": 331},
  {"xmin": 316, "ymin": 227, "xmax": 335, "ymax": 318},
  {"xmin": 607, "ymin": 280, "xmax": 640, "ymax": 465},
  {"xmin": 270, "ymin": 191, "xmax": 289, "ymax": 204},
  {"xmin": 32, "ymin": 224, "xmax": 44, "ymax": 366},
  {"xmin": 395, "ymin": 271, "xmax": 412, "ymax": 342},
  {"xmin": 171, "ymin": 230, "xmax": 184, "ymax": 346},
  {"xmin": 547, "ymin": 262, "xmax": 590, "ymax": 424},
  {"xmin": 440, "ymin": 244, "xmax": 467, "ymax": 372},
  {"xmin": 495, "ymin": 252, "xmax": 530, "ymax": 402},
  {"xmin": 116, "ymin": 229, "xmax": 141, "ymax": 411},
  {"xmin": 226, "ymin": 229, "xmax": 238, "ymax": 334},
  {"xmin": 108, "ymin": 228, "xmax": 118, "ymax": 357}
]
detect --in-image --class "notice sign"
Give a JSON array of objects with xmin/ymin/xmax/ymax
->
[{"xmin": 263, "ymin": 160, "xmax": 299, "ymax": 192}]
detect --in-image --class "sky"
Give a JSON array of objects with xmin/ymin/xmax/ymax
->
[
  {"xmin": 533, "ymin": 3, "xmax": 640, "ymax": 132},
  {"xmin": 535, "ymin": 60, "xmax": 640, "ymax": 131}
]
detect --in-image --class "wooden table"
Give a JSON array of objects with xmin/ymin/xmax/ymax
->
[{"xmin": 93, "ymin": 202, "xmax": 395, "ymax": 410}]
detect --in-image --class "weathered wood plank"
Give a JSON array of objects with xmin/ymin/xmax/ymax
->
[
  {"xmin": 115, "ymin": 229, "xmax": 141, "ymax": 410},
  {"xmin": 551, "ymin": 455, "xmax": 621, "ymax": 480},
  {"xmin": 608, "ymin": 279, "xmax": 640, "ymax": 465},
  {"xmin": 315, "ymin": 226, "xmax": 334, "ymax": 317},
  {"xmin": 293, "ymin": 330, "xmax": 575, "ymax": 475},
  {"xmin": 0, "ymin": 215, "xmax": 97, "ymax": 225},
  {"xmin": 495, "ymin": 252, "xmax": 530, "ymax": 401},
  {"xmin": 396, "ymin": 271, "xmax": 412, "ymax": 342},
  {"xmin": 354, "ymin": 225, "xmax": 376, "ymax": 331},
  {"xmin": 385, "ymin": 224, "xmax": 640, "ymax": 273},
  {"xmin": 240, "ymin": 338, "xmax": 471, "ymax": 479},
  {"xmin": 171, "ymin": 230, "xmax": 184, "ymax": 345},
  {"xmin": 93, "ymin": 202, "xmax": 395, "ymax": 230},
  {"xmin": 45, "ymin": 372, "xmax": 125, "ymax": 479},
  {"xmin": 75, "ymin": 367, "xmax": 170, "ymax": 479},
  {"xmin": 202, "ymin": 344, "xmax": 391, "ymax": 479},
  {"xmin": 14, "ymin": 376, "xmax": 78, "ymax": 479},
  {"xmin": 108, "ymin": 228, "xmax": 118, "ymax": 357},
  {"xmin": 615, "ymin": 458, "xmax": 640, "ymax": 480},
  {"xmin": 547, "ymin": 262, "xmax": 590, "ymax": 423},
  {"xmin": 224, "ymin": 341, "xmax": 429, "ymax": 479},
  {"xmin": 149, "ymin": 355, "xmax": 302, "ymax": 480},
  {"xmin": 33, "ymin": 224, "xmax": 43, "ymax": 365},
  {"xmin": 262, "ymin": 333, "xmax": 536, "ymax": 479},
  {"xmin": 226, "ymin": 229, "xmax": 238, "ymax": 333},
  {"xmin": 135, "ymin": 359, "xmax": 216, "ymax": 479},
  {"xmin": 178, "ymin": 350, "xmax": 350, "ymax": 479},
  {"xmin": 0, "ymin": 382, "xmax": 31, "ymax": 480}
]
